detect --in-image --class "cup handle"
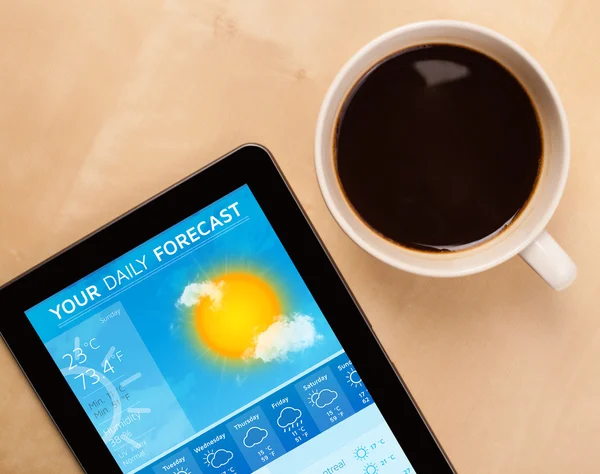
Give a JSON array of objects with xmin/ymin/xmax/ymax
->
[{"xmin": 519, "ymin": 230, "xmax": 577, "ymax": 290}]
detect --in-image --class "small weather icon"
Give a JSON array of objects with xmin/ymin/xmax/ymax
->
[
  {"xmin": 203, "ymin": 448, "xmax": 234, "ymax": 468},
  {"xmin": 307, "ymin": 388, "xmax": 338, "ymax": 408},
  {"xmin": 364, "ymin": 463, "xmax": 379, "ymax": 474},
  {"xmin": 354, "ymin": 445, "xmax": 368, "ymax": 461},
  {"xmin": 243, "ymin": 426, "xmax": 269, "ymax": 448},
  {"xmin": 174, "ymin": 469, "xmax": 191, "ymax": 474},
  {"xmin": 346, "ymin": 369, "xmax": 363, "ymax": 388},
  {"xmin": 277, "ymin": 407, "xmax": 303, "ymax": 432}
]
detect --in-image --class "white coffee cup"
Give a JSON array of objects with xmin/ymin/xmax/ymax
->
[{"xmin": 315, "ymin": 20, "xmax": 576, "ymax": 290}]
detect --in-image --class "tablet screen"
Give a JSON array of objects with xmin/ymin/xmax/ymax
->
[{"xmin": 25, "ymin": 185, "xmax": 416, "ymax": 474}]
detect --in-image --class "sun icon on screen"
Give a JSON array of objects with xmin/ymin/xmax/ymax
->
[
  {"xmin": 174, "ymin": 469, "xmax": 191, "ymax": 474},
  {"xmin": 364, "ymin": 463, "xmax": 378, "ymax": 474},
  {"xmin": 354, "ymin": 445, "xmax": 368, "ymax": 460},
  {"xmin": 193, "ymin": 272, "xmax": 281, "ymax": 359},
  {"xmin": 307, "ymin": 390, "xmax": 320, "ymax": 407},
  {"xmin": 346, "ymin": 369, "xmax": 363, "ymax": 388}
]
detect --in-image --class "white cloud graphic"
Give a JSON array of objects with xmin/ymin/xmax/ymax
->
[
  {"xmin": 206, "ymin": 448, "xmax": 233, "ymax": 468},
  {"xmin": 177, "ymin": 279, "xmax": 323, "ymax": 363},
  {"xmin": 177, "ymin": 280, "xmax": 224, "ymax": 309},
  {"xmin": 277, "ymin": 407, "xmax": 302, "ymax": 428},
  {"xmin": 247, "ymin": 314, "xmax": 323, "ymax": 363},
  {"xmin": 315, "ymin": 389, "xmax": 338, "ymax": 408},
  {"xmin": 243, "ymin": 426, "xmax": 268, "ymax": 448}
]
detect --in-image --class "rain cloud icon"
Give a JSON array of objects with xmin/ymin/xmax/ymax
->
[
  {"xmin": 243, "ymin": 426, "xmax": 269, "ymax": 448},
  {"xmin": 205, "ymin": 448, "xmax": 233, "ymax": 468},
  {"xmin": 277, "ymin": 407, "xmax": 302, "ymax": 429},
  {"xmin": 315, "ymin": 388, "xmax": 338, "ymax": 408}
]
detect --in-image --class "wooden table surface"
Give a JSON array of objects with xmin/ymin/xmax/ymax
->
[{"xmin": 1, "ymin": 1, "xmax": 599, "ymax": 473}]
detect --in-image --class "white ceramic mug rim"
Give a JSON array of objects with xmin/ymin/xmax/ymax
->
[{"xmin": 315, "ymin": 20, "xmax": 570, "ymax": 277}]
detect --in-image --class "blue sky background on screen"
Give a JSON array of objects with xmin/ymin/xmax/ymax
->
[{"xmin": 26, "ymin": 185, "xmax": 343, "ymax": 432}]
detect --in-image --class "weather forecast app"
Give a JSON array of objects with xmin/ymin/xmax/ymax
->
[
  {"xmin": 261, "ymin": 386, "xmax": 319, "ymax": 450},
  {"xmin": 295, "ymin": 366, "xmax": 355, "ymax": 431},
  {"xmin": 188, "ymin": 426, "xmax": 249, "ymax": 474},
  {"xmin": 25, "ymin": 185, "xmax": 415, "ymax": 474},
  {"xmin": 226, "ymin": 406, "xmax": 286, "ymax": 470},
  {"xmin": 331, "ymin": 355, "xmax": 374, "ymax": 412},
  {"xmin": 44, "ymin": 302, "xmax": 195, "ymax": 468}
]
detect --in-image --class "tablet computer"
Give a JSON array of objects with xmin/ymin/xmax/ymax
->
[{"xmin": 0, "ymin": 144, "xmax": 455, "ymax": 474}]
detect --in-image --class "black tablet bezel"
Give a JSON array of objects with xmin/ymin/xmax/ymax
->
[{"xmin": 0, "ymin": 144, "xmax": 455, "ymax": 474}]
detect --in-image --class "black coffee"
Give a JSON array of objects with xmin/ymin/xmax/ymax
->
[{"xmin": 335, "ymin": 44, "xmax": 542, "ymax": 252}]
